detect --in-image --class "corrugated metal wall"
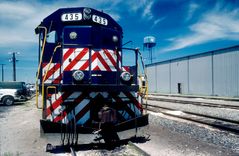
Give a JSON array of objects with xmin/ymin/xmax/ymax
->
[
  {"xmin": 147, "ymin": 65, "xmax": 157, "ymax": 92},
  {"xmin": 146, "ymin": 46, "xmax": 239, "ymax": 97},
  {"xmin": 188, "ymin": 53, "xmax": 212, "ymax": 95},
  {"xmin": 156, "ymin": 62, "xmax": 170, "ymax": 93},
  {"xmin": 213, "ymin": 48, "xmax": 239, "ymax": 97},
  {"xmin": 170, "ymin": 58, "xmax": 188, "ymax": 94}
]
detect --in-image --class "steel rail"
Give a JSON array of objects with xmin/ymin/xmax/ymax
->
[
  {"xmin": 144, "ymin": 103, "xmax": 239, "ymax": 134},
  {"xmin": 147, "ymin": 96, "xmax": 239, "ymax": 110},
  {"xmin": 128, "ymin": 141, "xmax": 150, "ymax": 156}
]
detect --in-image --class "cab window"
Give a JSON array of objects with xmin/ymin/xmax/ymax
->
[{"xmin": 47, "ymin": 31, "xmax": 57, "ymax": 43}]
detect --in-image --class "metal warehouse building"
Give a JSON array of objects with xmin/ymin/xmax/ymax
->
[{"xmin": 146, "ymin": 45, "xmax": 239, "ymax": 97}]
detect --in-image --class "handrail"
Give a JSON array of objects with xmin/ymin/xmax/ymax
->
[
  {"xmin": 35, "ymin": 26, "xmax": 47, "ymax": 109},
  {"xmin": 121, "ymin": 47, "xmax": 148, "ymax": 104},
  {"xmin": 41, "ymin": 44, "xmax": 61, "ymax": 111},
  {"xmin": 137, "ymin": 50, "xmax": 149, "ymax": 113},
  {"xmin": 46, "ymin": 86, "xmax": 57, "ymax": 100}
]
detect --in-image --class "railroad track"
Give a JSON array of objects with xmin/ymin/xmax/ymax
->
[
  {"xmin": 147, "ymin": 96, "xmax": 239, "ymax": 110},
  {"xmin": 143, "ymin": 103, "xmax": 239, "ymax": 134},
  {"xmin": 128, "ymin": 141, "xmax": 150, "ymax": 156}
]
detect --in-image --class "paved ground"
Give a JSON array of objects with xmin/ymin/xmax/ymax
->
[
  {"xmin": 0, "ymin": 97, "xmax": 237, "ymax": 156},
  {"xmin": 0, "ymin": 100, "xmax": 47, "ymax": 156}
]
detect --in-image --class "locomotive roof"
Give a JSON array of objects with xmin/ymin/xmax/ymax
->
[{"xmin": 38, "ymin": 7, "xmax": 122, "ymax": 32}]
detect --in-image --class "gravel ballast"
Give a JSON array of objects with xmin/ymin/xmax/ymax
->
[
  {"xmin": 149, "ymin": 111, "xmax": 239, "ymax": 154},
  {"xmin": 145, "ymin": 99, "xmax": 239, "ymax": 123}
]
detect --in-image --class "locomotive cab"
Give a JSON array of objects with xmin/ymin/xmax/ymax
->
[{"xmin": 35, "ymin": 7, "xmax": 148, "ymax": 141}]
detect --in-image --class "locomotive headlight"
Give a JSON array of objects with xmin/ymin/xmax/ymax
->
[
  {"xmin": 72, "ymin": 70, "xmax": 84, "ymax": 81},
  {"xmin": 120, "ymin": 71, "xmax": 131, "ymax": 81}
]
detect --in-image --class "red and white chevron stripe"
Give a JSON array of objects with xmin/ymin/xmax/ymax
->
[
  {"xmin": 122, "ymin": 66, "xmax": 130, "ymax": 72},
  {"xmin": 46, "ymin": 91, "xmax": 91, "ymax": 125},
  {"xmin": 91, "ymin": 49, "xmax": 118, "ymax": 71},
  {"xmin": 46, "ymin": 92, "xmax": 63, "ymax": 121},
  {"xmin": 63, "ymin": 48, "xmax": 89, "ymax": 71},
  {"xmin": 42, "ymin": 63, "xmax": 61, "ymax": 84},
  {"xmin": 45, "ymin": 91, "xmax": 143, "ymax": 125},
  {"xmin": 62, "ymin": 48, "xmax": 123, "ymax": 72},
  {"xmin": 42, "ymin": 48, "xmax": 129, "ymax": 84}
]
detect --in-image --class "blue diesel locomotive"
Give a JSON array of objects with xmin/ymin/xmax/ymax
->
[{"xmin": 35, "ymin": 7, "xmax": 148, "ymax": 143}]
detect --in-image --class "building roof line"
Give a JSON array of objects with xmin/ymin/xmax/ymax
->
[{"xmin": 146, "ymin": 44, "xmax": 239, "ymax": 67}]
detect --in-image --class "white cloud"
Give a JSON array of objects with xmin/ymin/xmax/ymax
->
[
  {"xmin": 0, "ymin": 1, "xmax": 54, "ymax": 46},
  {"xmin": 122, "ymin": 0, "xmax": 154, "ymax": 20},
  {"xmin": 186, "ymin": 2, "xmax": 199, "ymax": 21},
  {"xmin": 151, "ymin": 17, "xmax": 165, "ymax": 28},
  {"xmin": 106, "ymin": 12, "xmax": 121, "ymax": 21},
  {"xmin": 0, "ymin": 0, "xmax": 123, "ymax": 47},
  {"xmin": 126, "ymin": 0, "xmax": 148, "ymax": 12},
  {"xmin": 0, "ymin": 0, "xmax": 139, "ymax": 82},
  {"xmin": 142, "ymin": 1, "xmax": 154, "ymax": 19},
  {"xmin": 162, "ymin": 6, "xmax": 239, "ymax": 52},
  {"xmin": 0, "ymin": 2, "xmax": 35, "ymax": 20}
]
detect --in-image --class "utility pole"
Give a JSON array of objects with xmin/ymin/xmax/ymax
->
[
  {"xmin": 0, "ymin": 64, "xmax": 5, "ymax": 81},
  {"xmin": 9, "ymin": 52, "xmax": 19, "ymax": 81},
  {"xmin": 13, "ymin": 52, "xmax": 16, "ymax": 81}
]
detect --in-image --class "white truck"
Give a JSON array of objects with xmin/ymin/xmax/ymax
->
[{"xmin": 0, "ymin": 82, "xmax": 28, "ymax": 105}]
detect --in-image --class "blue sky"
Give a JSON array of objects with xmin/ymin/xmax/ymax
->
[{"xmin": 0, "ymin": 0, "xmax": 239, "ymax": 82}]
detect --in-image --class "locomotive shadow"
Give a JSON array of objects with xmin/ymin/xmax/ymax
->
[{"xmin": 46, "ymin": 135, "xmax": 150, "ymax": 153}]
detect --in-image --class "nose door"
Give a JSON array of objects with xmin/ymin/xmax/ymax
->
[{"xmin": 62, "ymin": 26, "xmax": 91, "ymax": 84}]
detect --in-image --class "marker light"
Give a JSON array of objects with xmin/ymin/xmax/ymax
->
[
  {"xmin": 120, "ymin": 71, "xmax": 131, "ymax": 81},
  {"xmin": 72, "ymin": 70, "xmax": 84, "ymax": 81},
  {"xmin": 69, "ymin": 32, "xmax": 77, "ymax": 39},
  {"xmin": 112, "ymin": 35, "xmax": 118, "ymax": 43}
]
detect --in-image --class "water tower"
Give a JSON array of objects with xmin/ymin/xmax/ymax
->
[{"xmin": 143, "ymin": 36, "xmax": 156, "ymax": 64}]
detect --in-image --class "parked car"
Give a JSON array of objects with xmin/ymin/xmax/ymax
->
[
  {"xmin": 26, "ymin": 83, "xmax": 36, "ymax": 95},
  {"xmin": 0, "ymin": 82, "xmax": 28, "ymax": 105}
]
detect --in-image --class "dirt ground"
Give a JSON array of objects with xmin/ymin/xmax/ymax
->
[
  {"xmin": 0, "ymin": 97, "xmax": 237, "ymax": 156},
  {"xmin": 0, "ymin": 98, "xmax": 48, "ymax": 156},
  {"xmin": 0, "ymin": 98, "xmax": 143, "ymax": 156}
]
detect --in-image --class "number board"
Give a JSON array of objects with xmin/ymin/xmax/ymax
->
[
  {"xmin": 92, "ymin": 15, "xmax": 108, "ymax": 26},
  {"xmin": 61, "ymin": 13, "xmax": 82, "ymax": 22}
]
